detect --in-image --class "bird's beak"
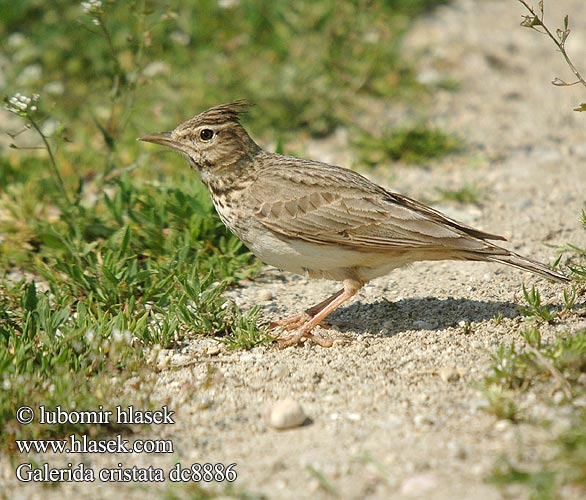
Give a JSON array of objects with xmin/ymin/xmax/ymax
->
[{"xmin": 138, "ymin": 131, "xmax": 181, "ymax": 151}]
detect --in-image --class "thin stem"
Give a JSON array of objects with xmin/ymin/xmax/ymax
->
[
  {"xmin": 118, "ymin": 0, "xmax": 148, "ymax": 134},
  {"xmin": 28, "ymin": 118, "xmax": 72, "ymax": 207},
  {"xmin": 98, "ymin": 17, "xmax": 123, "ymax": 145},
  {"xmin": 517, "ymin": 0, "xmax": 586, "ymax": 88},
  {"xmin": 100, "ymin": 20, "xmax": 122, "ymax": 80}
]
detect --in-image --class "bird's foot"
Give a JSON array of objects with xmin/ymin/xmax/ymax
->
[
  {"xmin": 276, "ymin": 329, "xmax": 334, "ymax": 349},
  {"xmin": 268, "ymin": 313, "xmax": 311, "ymax": 331},
  {"xmin": 269, "ymin": 282, "xmax": 360, "ymax": 349},
  {"xmin": 270, "ymin": 314, "xmax": 335, "ymax": 347}
]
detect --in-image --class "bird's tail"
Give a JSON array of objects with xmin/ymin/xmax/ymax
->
[{"xmin": 486, "ymin": 250, "xmax": 570, "ymax": 283}]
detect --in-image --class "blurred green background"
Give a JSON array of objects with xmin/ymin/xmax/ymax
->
[{"xmin": 1, "ymin": 0, "xmax": 446, "ymax": 141}]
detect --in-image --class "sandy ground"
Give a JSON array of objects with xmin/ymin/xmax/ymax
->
[{"xmin": 3, "ymin": 1, "xmax": 586, "ymax": 499}]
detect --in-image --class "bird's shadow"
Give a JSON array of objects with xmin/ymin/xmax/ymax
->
[{"xmin": 325, "ymin": 296, "xmax": 523, "ymax": 337}]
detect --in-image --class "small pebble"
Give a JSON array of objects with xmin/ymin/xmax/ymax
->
[
  {"xmin": 494, "ymin": 419, "xmax": 512, "ymax": 432},
  {"xmin": 439, "ymin": 366, "xmax": 460, "ymax": 383},
  {"xmin": 197, "ymin": 395, "xmax": 213, "ymax": 409},
  {"xmin": 258, "ymin": 289, "xmax": 274, "ymax": 301},
  {"xmin": 271, "ymin": 364, "xmax": 290, "ymax": 379},
  {"xmin": 570, "ymin": 143, "xmax": 586, "ymax": 159},
  {"xmin": 264, "ymin": 398, "xmax": 307, "ymax": 430},
  {"xmin": 400, "ymin": 472, "xmax": 440, "ymax": 496},
  {"xmin": 413, "ymin": 414, "xmax": 433, "ymax": 426},
  {"xmin": 207, "ymin": 346, "xmax": 221, "ymax": 356}
]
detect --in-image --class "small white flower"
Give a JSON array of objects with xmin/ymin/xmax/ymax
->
[
  {"xmin": 81, "ymin": 0, "xmax": 103, "ymax": 15},
  {"xmin": 4, "ymin": 92, "xmax": 40, "ymax": 117},
  {"xmin": 92, "ymin": 18, "xmax": 101, "ymax": 26}
]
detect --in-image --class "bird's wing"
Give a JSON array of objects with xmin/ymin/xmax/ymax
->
[{"xmin": 249, "ymin": 159, "xmax": 505, "ymax": 252}]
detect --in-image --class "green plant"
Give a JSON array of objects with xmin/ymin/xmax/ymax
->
[
  {"xmin": 435, "ymin": 184, "xmax": 483, "ymax": 205},
  {"xmin": 518, "ymin": 0, "xmax": 586, "ymax": 112},
  {"xmin": 480, "ymin": 327, "xmax": 586, "ymax": 498},
  {"xmin": 558, "ymin": 211, "xmax": 586, "ymax": 281},
  {"xmin": 490, "ymin": 415, "xmax": 586, "ymax": 500},
  {"xmin": 353, "ymin": 124, "xmax": 464, "ymax": 166},
  {"xmin": 519, "ymin": 284, "xmax": 576, "ymax": 323},
  {"xmin": 519, "ymin": 285, "xmax": 559, "ymax": 322}
]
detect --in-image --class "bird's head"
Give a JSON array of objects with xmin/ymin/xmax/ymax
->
[{"xmin": 139, "ymin": 101, "xmax": 261, "ymax": 175}]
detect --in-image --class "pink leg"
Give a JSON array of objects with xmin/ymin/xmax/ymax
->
[
  {"xmin": 269, "ymin": 289, "xmax": 344, "ymax": 331},
  {"xmin": 276, "ymin": 280, "xmax": 362, "ymax": 348}
]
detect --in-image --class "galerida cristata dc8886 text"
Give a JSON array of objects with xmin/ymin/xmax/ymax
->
[{"xmin": 140, "ymin": 101, "xmax": 569, "ymax": 348}]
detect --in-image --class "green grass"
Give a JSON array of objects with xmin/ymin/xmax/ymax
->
[
  {"xmin": 489, "ymin": 416, "xmax": 586, "ymax": 500},
  {"xmin": 479, "ymin": 326, "xmax": 586, "ymax": 499},
  {"xmin": 0, "ymin": 164, "xmax": 273, "ymax": 449},
  {"xmin": 353, "ymin": 124, "xmax": 464, "ymax": 166},
  {"xmin": 519, "ymin": 284, "xmax": 576, "ymax": 323},
  {"xmin": 1, "ymin": 0, "xmax": 448, "ymax": 142},
  {"xmin": 306, "ymin": 464, "xmax": 339, "ymax": 496},
  {"xmin": 558, "ymin": 210, "xmax": 586, "ymax": 281},
  {"xmin": 435, "ymin": 183, "xmax": 483, "ymax": 205}
]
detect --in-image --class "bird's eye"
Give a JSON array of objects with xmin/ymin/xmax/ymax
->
[{"xmin": 200, "ymin": 129, "xmax": 214, "ymax": 141}]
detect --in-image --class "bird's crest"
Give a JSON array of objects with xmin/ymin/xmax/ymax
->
[{"xmin": 192, "ymin": 100, "xmax": 253, "ymax": 126}]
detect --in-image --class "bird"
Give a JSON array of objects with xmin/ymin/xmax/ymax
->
[{"xmin": 139, "ymin": 101, "xmax": 569, "ymax": 348}]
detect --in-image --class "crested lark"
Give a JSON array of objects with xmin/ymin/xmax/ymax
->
[{"xmin": 139, "ymin": 101, "xmax": 569, "ymax": 348}]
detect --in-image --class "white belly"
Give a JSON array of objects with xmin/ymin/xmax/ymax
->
[{"xmin": 241, "ymin": 228, "xmax": 413, "ymax": 282}]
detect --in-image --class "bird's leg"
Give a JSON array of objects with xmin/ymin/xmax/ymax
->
[
  {"xmin": 269, "ymin": 289, "xmax": 344, "ymax": 331},
  {"xmin": 276, "ymin": 280, "xmax": 361, "ymax": 348}
]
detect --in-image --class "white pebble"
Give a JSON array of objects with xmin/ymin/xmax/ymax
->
[
  {"xmin": 264, "ymin": 398, "xmax": 307, "ymax": 430},
  {"xmin": 439, "ymin": 366, "xmax": 460, "ymax": 383},
  {"xmin": 258, "ymin": 289, "xmax": 274, "ymax": 301},
  {"xmin": 400, "ymin": 472, "xmax": 440, "ymax": 496}
]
